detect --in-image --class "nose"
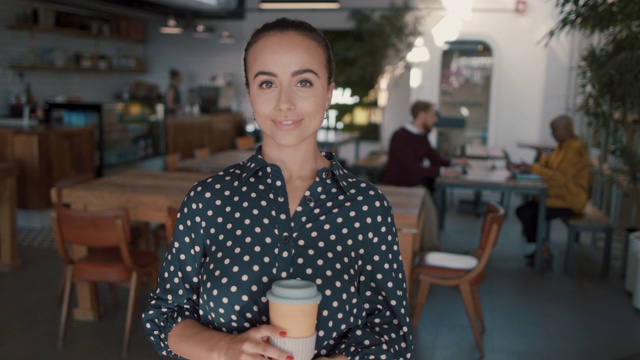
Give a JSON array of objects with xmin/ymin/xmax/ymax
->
[{"xmin": 276, "ymin": 87, "xmax": 295, "ymax": 112}]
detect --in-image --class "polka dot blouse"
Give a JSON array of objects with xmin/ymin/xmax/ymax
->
[{"xmin": 142, "ymin": 148, "xmax": 413, "ymax": 359}]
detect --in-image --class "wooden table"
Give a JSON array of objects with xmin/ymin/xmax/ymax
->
[
  {"xmin": 377, "ymin": 185, "xmax": 426, "ymax": 283},
  {"xmin": 60, "ymin": 170, "xmax": 423, "ymax": 318},
  {"xmin": 458, "ymin": 150, "xmax": 509, "ymax": 216},
  {"xmin": 434, "ymin": 166, "xmax": 549, "ymax": 272},
  {"xmin": 58, "ymin": 169, "xmax": 212, "ymax": 320},
  {"xmin": 463, "ymin": 144, "xmax": 507, "ymax": 159},
  {"xmin": 176, "ymin": 131, "xmax": 362, "ymax": 173},
  {"xmin": 176, "ymin": 149, "xmax": 254, "ymax": 173},
  {"xmin": 0, "ymin": 162, "xmax": 20, "ymax": 271}
]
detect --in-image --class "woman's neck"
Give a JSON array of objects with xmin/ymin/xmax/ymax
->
[{"xmin": 261, "ymin": 142, "xmax": 329, "ymax": 179}]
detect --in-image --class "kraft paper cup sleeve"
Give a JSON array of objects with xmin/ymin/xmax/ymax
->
[{"xmin": 270, "ymin": 332, "xmax": 317, "ymax": 360}]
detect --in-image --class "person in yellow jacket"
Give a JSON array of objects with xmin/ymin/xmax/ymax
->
[{"xmin": 515, "ymin": 114, "xmax": 589, "ymax": 267}]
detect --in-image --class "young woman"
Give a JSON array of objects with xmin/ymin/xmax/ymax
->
[{"xmin": 143, "ymin": 18, "xmax": 413, "ymax": 359}]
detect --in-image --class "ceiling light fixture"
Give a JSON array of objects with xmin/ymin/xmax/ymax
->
[
  {"xmin": 259, "ymin": 0, "xmax": 340, "ymax": 10},
  {"xmin": 159, "ymin": 16, "xmax": 183, "ymax": 34},
  {"xmin": 218, "ymin": 31, "xmax": 237, "ymax": 44},
  {"xmin": 193, "ymin": 24, "xmax": 215, "ymax": 38}
]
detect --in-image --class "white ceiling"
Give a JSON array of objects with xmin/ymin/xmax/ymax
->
[{"xmin": 35, "ymin": 0, "xmax": 518, "ymax": 21}]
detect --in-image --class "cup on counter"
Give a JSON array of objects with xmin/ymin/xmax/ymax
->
[{"xmin": 267, "ymin": 279, "xmax": 322, "ymax": 360}]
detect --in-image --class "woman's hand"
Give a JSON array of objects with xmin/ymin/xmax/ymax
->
[
  {"xmin": 168, "ymin": 320, "xmax": 292, "ymax": 360},
  {"xmin": 221, "ymin": 325, "xmax": 293, "ymax": 360}
]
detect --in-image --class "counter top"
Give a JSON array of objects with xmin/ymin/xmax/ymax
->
[
  {"xmin": 0, "ymin": 118, "xmax": 40, "ymax": 128},
  {"xmin": 0, "ymin": 119, "xmax": 97, "ymax": 133}
]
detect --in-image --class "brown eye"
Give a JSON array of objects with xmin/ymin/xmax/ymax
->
[{"xmin": 259, "ymin": 81, "xmax": 275, "ymax": 89}]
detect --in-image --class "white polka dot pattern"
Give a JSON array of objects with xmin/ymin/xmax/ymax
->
[{"xmin": 142, "ymin": 149, "xmax": 413, "ymax": 359}]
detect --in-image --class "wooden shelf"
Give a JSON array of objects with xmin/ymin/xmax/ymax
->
[
  {"xmin": 7, "ymin": 24, "xmax": 145, "ymax": 43},
  {"xmin": 9, "ymin": 64, "xmax": 146, "ymax": 74}
]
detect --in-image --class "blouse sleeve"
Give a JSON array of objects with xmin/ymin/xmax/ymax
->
[
  {"xmin": 141, "ymin": 184, "xmax": 207, "ymax": 359},
  {"xmin": 335, "ymin": 195, "xmax": 414, "ymax": 358}
]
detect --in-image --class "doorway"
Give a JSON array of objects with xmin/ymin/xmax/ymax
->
[{"xmin": 437, "ymin": 40, "xmax": 493, "ymax": 156}]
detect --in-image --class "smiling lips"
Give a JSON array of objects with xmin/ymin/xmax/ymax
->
[{"xmin": 273, "ymin": 119, "xmax": 301, "ymax": 128}]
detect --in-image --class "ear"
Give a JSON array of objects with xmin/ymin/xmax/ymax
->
[{"xmin": 325, "ymin": 82, "xmax": 335, "ymax": 109}]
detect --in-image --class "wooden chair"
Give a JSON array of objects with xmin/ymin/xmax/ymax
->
[
  {"xmin": 52, "ymin": 172, "xmax": 144, "ymax": 247},
  {"xmin": 50, "ymin": 172, "xmax": 123, "ymax": 305},
  {"xmin": 152, "ymin": 206, "xmax": 180, "ymax": 247},
  {"xmin": 52, "ymin": 205, "xmax": 159, "ymax": 357},
  {"xmin": 411, "ymin": 202, "xmax": 506, "ymax": 355},
  {"xmin": 234, "ymin": 135, "xmax": 256, "ymax": 150},
  {"xmin": 164, "ymin": 153, "xmax": 181, "ymax": 171},
  {"xmin": 193, "ymin": 147, "xmax": 210, "ymax": 158}
]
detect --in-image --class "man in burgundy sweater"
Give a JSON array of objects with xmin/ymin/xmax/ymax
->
[{"xmin": 383, "ymin": 100, "xmax": 467, "ymax": 192}]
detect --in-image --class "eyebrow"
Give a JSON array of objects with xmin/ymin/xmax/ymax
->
[{"xmin": 252, "ymin": 68, "xmax": 320, "ymax": 80}]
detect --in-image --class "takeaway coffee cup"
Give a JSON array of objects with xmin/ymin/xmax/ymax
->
[{"xmin": 267, "ymin": 279, "xmax": 322, "ymax": 360}]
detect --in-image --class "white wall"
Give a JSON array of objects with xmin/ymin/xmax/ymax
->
[{"xmin": 383, "ymin": 1, "xmax": 578, "ymax": 163}]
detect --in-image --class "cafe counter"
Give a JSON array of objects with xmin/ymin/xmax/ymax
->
[
  {"xmin": 0, "ymin": 124, "xmax": 95, "ymax": 209},
  {"xmin": 166, "ymin": 112, "xmax": 245, "ymax": 159}
]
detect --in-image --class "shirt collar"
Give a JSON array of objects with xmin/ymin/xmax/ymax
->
[
  {"xmin": 558, "ymin": 136, "xmax": 579, "ymax": 149},
  {"xmin": 403, "ymin": 123, "xmax": 425, "ymax": 135},
  {"xmin": 239, "ymin": 145, "xmax": 353, "ymax": 195}
]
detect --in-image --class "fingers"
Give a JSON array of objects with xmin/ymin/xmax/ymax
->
[
  {"xmin": 245, "ymin": 325, "xmax": 292, "ymax": 360},
  {"xmin": 253, "ymin": 324, "xmax": 288, "ymax": 340}
]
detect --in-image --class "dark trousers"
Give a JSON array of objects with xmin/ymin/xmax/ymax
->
[{"xmin": 515, "ymin": 201, "xmax": 575, "ymax": 243}]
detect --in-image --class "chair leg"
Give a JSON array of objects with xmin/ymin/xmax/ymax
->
[
  {"xmin": 57, "ymin": 270, "xmax": 66, "ymax": 302},
  {"xmin": 58, "ymin": 265, "xmax": 74, "ymax": 348},
  {"xmin": 565, "ymin": 227, "xmax": 578, "ymax": 275},
  {"xmin": 471, "ymin": 285, "xmax": 485, "ymax": 333},
  {"xmin": 459, "ymin": 282, "xmax": 484, "ymax": 355},
  {"xmin": 601, "ymin": 229, "xmax": 613, "ymax": 277},
  {"xmin": 123, "ymin": 272, "xmax": 139, "ymax": 357},
  {"xmin": 411, "ymin": 277, "xmax": 431, "ymax": 329}
]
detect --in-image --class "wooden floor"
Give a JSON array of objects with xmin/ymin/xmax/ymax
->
[{"xmin": 3, "ymin": 191, "xmax": 640, "ymax": 360}]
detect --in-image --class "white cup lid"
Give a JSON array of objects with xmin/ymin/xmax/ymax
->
[{"xmin": 267, "ymin": 279, "xmax": 322, "ymax": 305}]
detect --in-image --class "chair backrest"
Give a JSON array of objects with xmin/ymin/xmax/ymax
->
[
  {"xmin": 165, "ymin": 206, "xmax": 180, "ymax": 245},
  {"xmin": 52, "ymin": 172, "xmax": 96, "ymax": 206},
  {"xmin": 417, "ymin": 190, "xmax": 439, "ymax": 253},
  {"xmin": 467, "ymin": 202, "xmax": 506, "ymax": 278},
  {"xmin": 234, "ymin": 135, "xmax": 256, "ymax": 150},
  {"xmin": 475, "ymin": 202, "xmax": 506, "ymax": 254},
  {"xmin": 164, "ymin": 153, "xmax": 181, "ymax": 171},
  {"xmin": 52, "ymin": 205, "xmax": 133, "ymax": 265},
  {"xmin": 193, "ymin": 147, "xmax": 210, "ymax": 158}
]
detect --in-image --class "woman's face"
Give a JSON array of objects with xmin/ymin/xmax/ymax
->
[{"xmin": 246, "ymin": 31, "xmax": 334, "ymax": 148}]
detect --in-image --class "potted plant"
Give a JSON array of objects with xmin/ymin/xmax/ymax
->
[
  {"xmin": 547, "ymin": 0, "xmax": 640, "ymax": 227},
  {"xmin": 324, "ymin": 2, "xmax": 421, "ymax": 139}
]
